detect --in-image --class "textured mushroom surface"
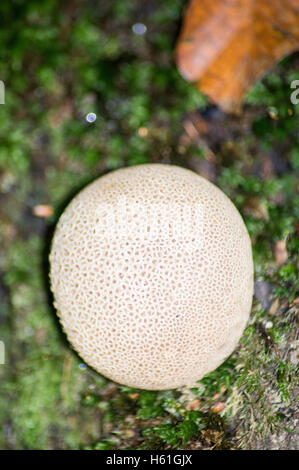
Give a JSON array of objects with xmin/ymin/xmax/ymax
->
[{"xmin": 50, "ymin": 164, "xmax": 253, "ymax": 390}]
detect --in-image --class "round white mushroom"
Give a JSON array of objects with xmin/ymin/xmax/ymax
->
[{"xmin": 50, "ymin": 164, "xmax": 253, "ymax": 390}]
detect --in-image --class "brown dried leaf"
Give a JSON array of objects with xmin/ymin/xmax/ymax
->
[
  {"xmin": 187, "ymin": 399, "xmax": 201, "ymax": 410},
  {"xmin": 243, "ymin": 197, "xmax": 268, "ymax": 220},
  {"xmin": 33, "ymin": 204, "xmax": 54, "ymax": 218},
  {"xmin": 211, "ymin": 401, "xmax": 226, "ymax": 413},
  {"xmin": 176, "ymin": 0, "xmax": 299, "ymax": 113},
  {"xmin": 129, "ymin": 393, "xmax": 139, "ymax": 400},
  {"xmin": 274, "ymin": 240, "xmax": 288, "ymax": 266},
  {"xmin": 268, "ymin": 298, "xmax": 280, "ymax": 315}
]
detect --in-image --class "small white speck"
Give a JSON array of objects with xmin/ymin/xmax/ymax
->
[
  {"xmin": 132, "ymin": 23, "xmax": 147, "ymax": 35},
  {"xmin": 265, "ymin": 321, "xmax": 273, "ymax": 329},
  {"xmin": 86, "ymin": 112, "xmax": 97, "ymax": 123}
]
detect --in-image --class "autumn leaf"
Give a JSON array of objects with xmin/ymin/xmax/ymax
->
[
  {"xmin": 243, "ymin": 197, "xmax": 269, "ymax": 220},
  {"xmin": 186, "ymin": 399, "xmax": 201, "ymax": 410},
  {"xmin": 32, "ymin": 205, "xmax": 54, "ymax": 218},
  {"xmin": 274, "ymin": 240, "xmax": 288, "ymax": 266},
  {"xmin": 210, "ymin": 402, "xmax": 226, "ymax": 413},
  {"xmin": 176, "ymin": 0, "xmax": 299, "ymax": 113}
]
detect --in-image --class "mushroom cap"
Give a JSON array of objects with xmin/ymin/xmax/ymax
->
[{"xmin": 50, "ymin": 164, "xmax": 253, "ymax": 390}]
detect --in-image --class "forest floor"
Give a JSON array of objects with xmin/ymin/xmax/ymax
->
[{"xmin": 0, "ymin": 0, "xmax": 298, "ymax": 450}]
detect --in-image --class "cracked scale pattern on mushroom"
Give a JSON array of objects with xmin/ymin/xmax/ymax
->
[{"xmin": 50, "ymin": 164, "xmax": 254, "ymax": 390}]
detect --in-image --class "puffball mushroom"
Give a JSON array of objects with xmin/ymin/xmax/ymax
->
[{"xmin": 50, "ymin": 164, "xmax": 253, "ymax": 390}]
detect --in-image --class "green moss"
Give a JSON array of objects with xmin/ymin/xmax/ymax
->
[{"xmin": 145, "ymin": 411, "xmax": 204, "ymax": 448}]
